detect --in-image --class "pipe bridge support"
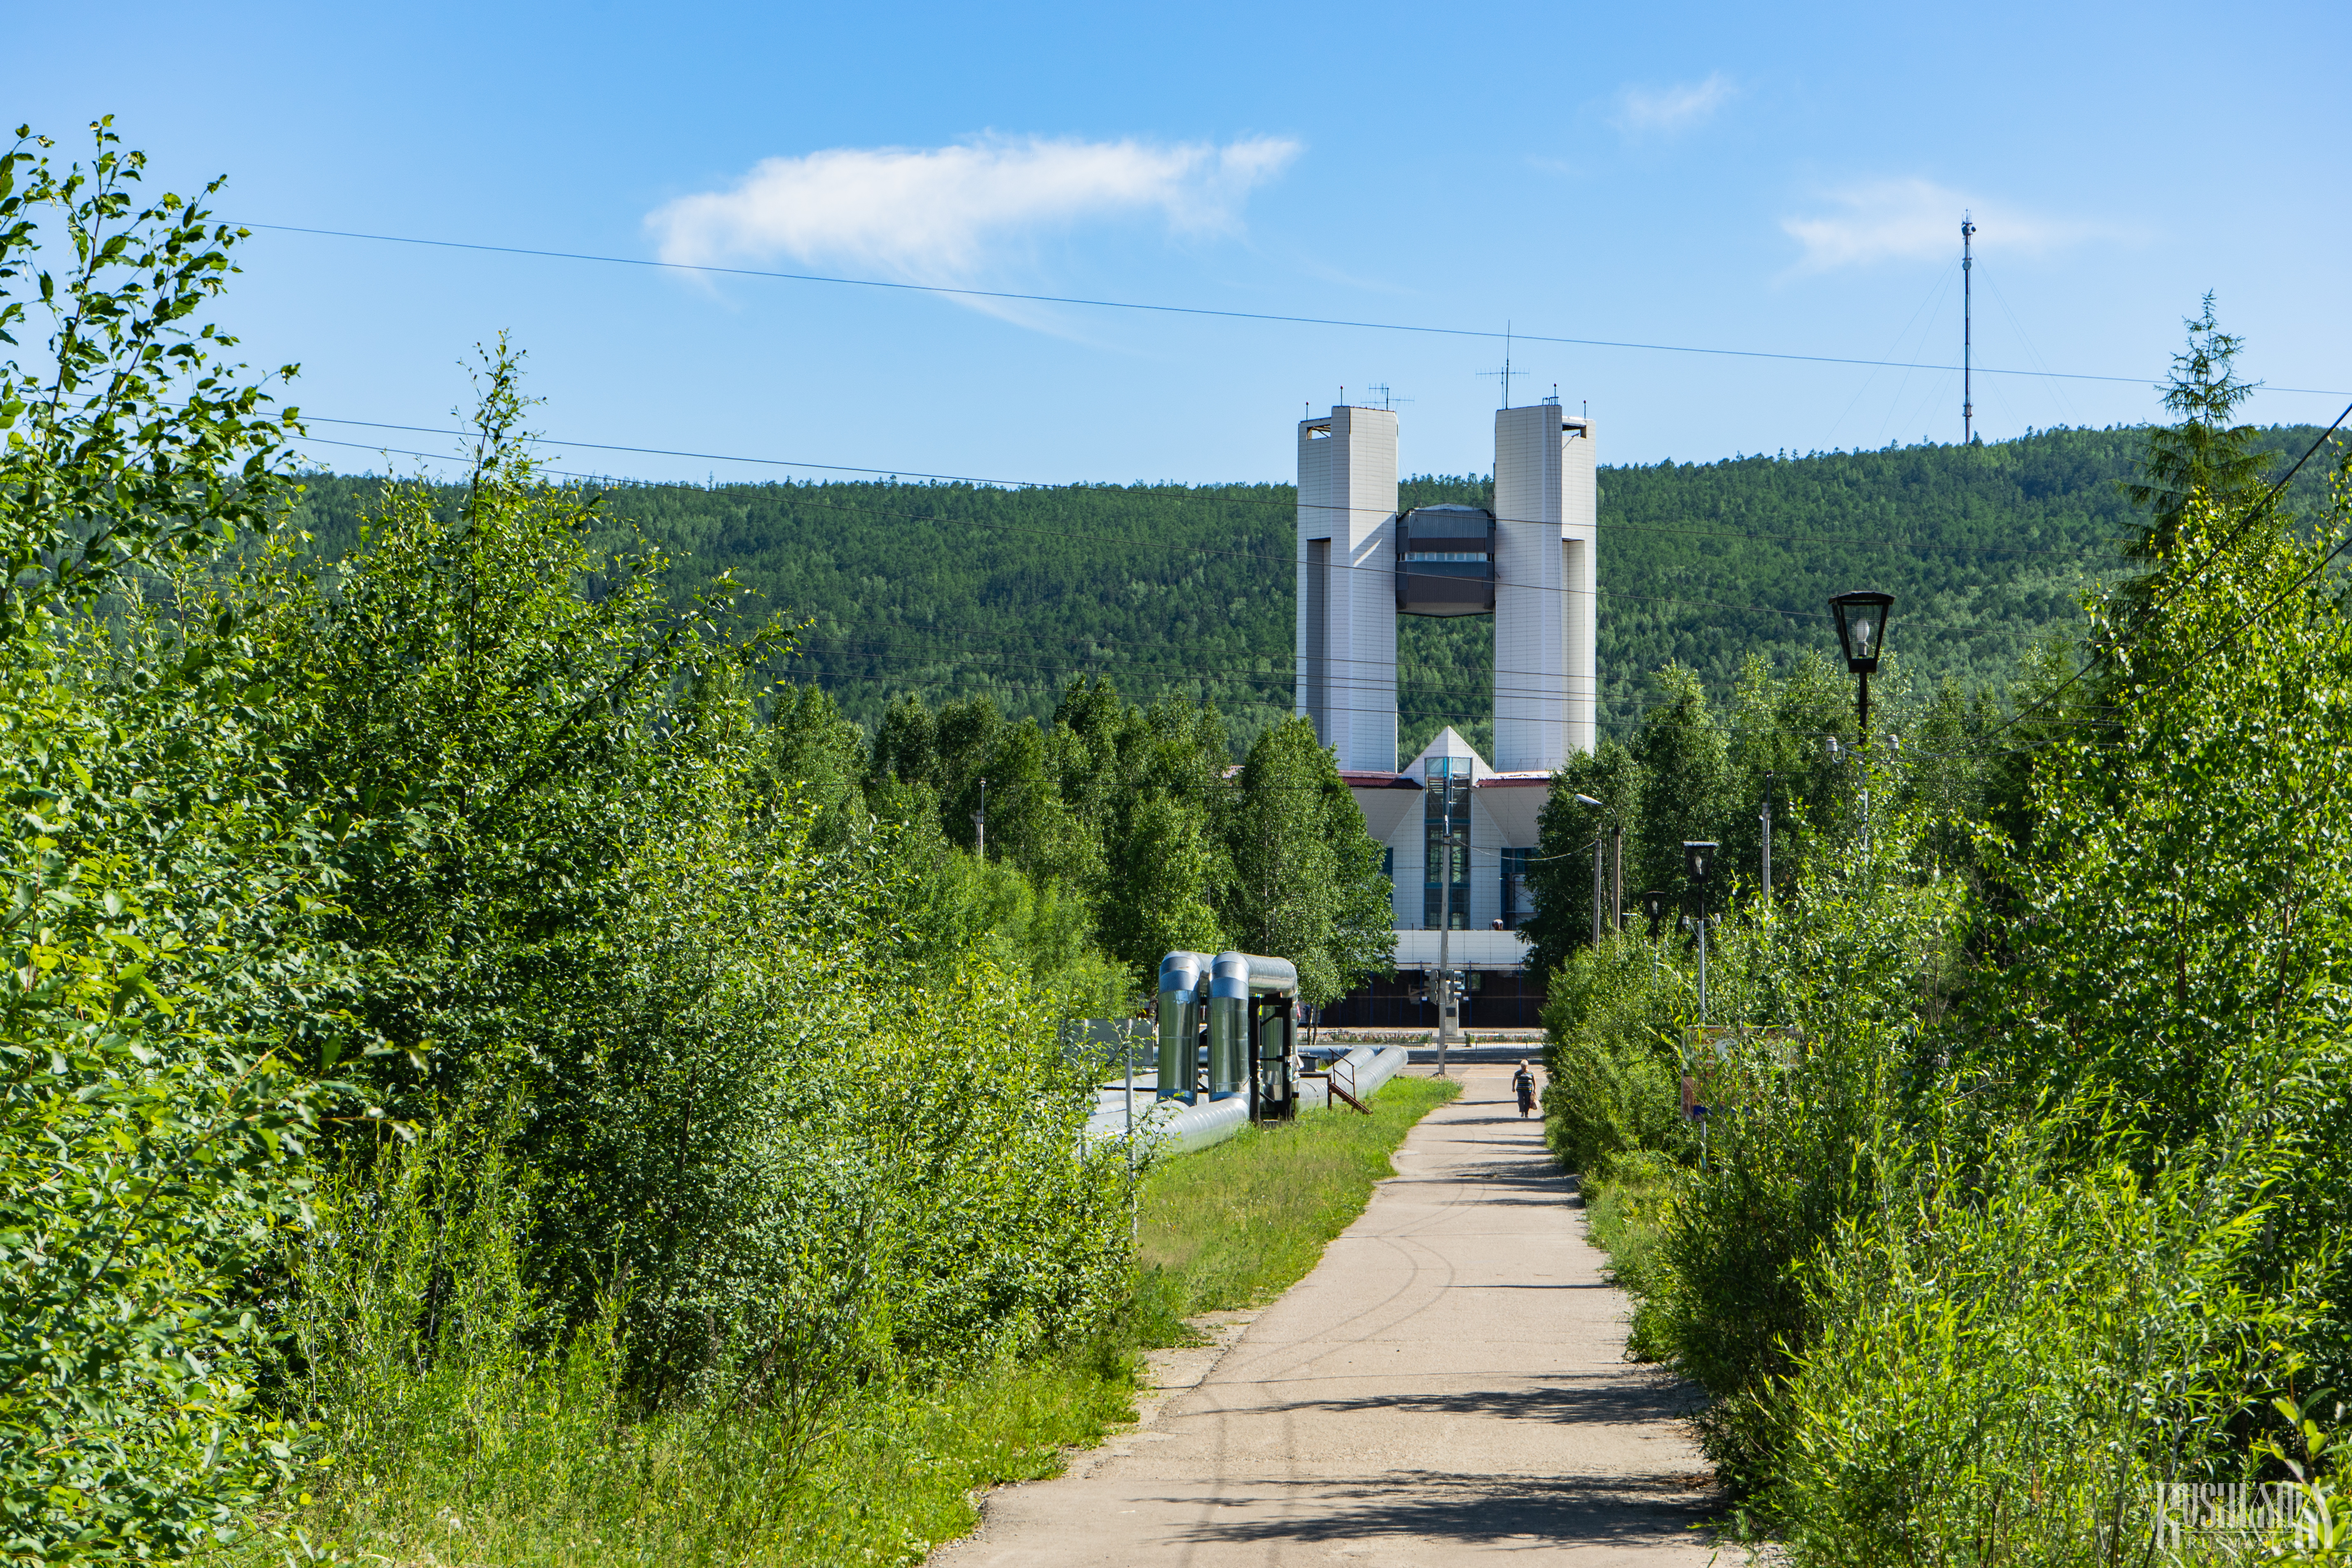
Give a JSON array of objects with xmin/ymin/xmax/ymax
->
[{"xmin": 1157, "ymin": 950, "xmax": 1301, "ymax": 1123}]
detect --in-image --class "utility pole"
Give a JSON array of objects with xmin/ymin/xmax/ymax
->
[
  {"xmin": 972, "ymin": 777, "xmax": 987, "ymax": 858},
  {"xmin": 1760, "ymin": 773, "xmax": 1774, "ymax": 908},
  {"xmin": 1591, "ymin": 836, "xmax": 1605, "ymax": 946},
  {"xmin": 1611, "ymin": 824, "xmax": 1624, "ymax": 933},
  {"xmin": 1683, "ymin": 843, "xmax": 1717, "ymax": 1023},
  {"xmin": 1961, "ymin": 214, "xmax": 1977, "ymax": 444},
  {"xmin": 1697, "ymin": 915, "xmax": 1709, "ymax": 1022},
  {"xmin": 1435, "ymin": 828, "xmax": 1463, "ymax": 1075}
]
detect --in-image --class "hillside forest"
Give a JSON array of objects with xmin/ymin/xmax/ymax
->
[
  {"xmin": 290, "ymin": 420, "xmax": 2337, "ymax": 761},
  {"xmin": 12, "ymin": 118, "xmax": 2352, "ymax": 1567}
]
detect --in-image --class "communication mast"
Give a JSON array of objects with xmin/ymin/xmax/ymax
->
[
  {"xmin": 1478, "ymin": 323, "xmax": 1519, "ymax": 409},
  {"xmin": 1961, "ymin": 214, "xmax": 1977, "ymax": 443}
]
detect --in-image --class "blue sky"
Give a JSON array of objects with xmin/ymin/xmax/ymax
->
[{"xmin": 12, "ymin": 0, "xmax": 2349, "ymax": 486}]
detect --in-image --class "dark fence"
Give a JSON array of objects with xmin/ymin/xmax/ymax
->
[{"xmin": 1316, "ymin": 971, "xmax": 1548, "ymax": 1030}]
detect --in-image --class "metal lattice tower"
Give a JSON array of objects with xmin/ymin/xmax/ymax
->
[{"xmin": 1961, "ymin": 213, "xmax": 1977, "ymax": 443}]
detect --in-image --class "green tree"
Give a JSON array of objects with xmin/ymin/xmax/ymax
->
[
  {"xmin": 1217, "ymin": 717, "xmax": 1392, "ymax": 1006},
  {"xmin": 1631, "ymin": 664, "xmax": 1733, "ymax": 894},
  {"xmin": 2121, "ymin": 294, "xmax": 2271, "ymax": 574},
  {"xmin": 0, "ymin": 121, "xmax": 342, "ymax": 1558},
  {"xmin": 227, "ymin": 344, "xmax": 758, "ymax": 1114},
  {"xmin": 755, "ymin": 679, "xmax": 868, "ymax": 846},
  {"xmin": 1524, "ymin": 740, "xmax": 1645, "ymax": 979},
  {"xmin": 1721, "ymin": 649, "xmax": 1854, "ymax": 894},
  {"xmin": 0, "ymin": 120, "xmax": 300, "ymax": 633}
]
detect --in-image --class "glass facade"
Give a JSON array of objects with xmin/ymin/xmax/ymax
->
[
  {"xmin": 1500, "ymin": 847, "xmax": 1532, "ymax": 930},
  {"xmin": 1393, "ymin": 505, "xmax": 1497, "ymax": 618},
  {"xmin": 1423, "ymin": 758, "xmax": 1472, "ymax": 928}
]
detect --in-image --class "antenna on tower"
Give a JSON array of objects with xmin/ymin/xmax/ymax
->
[
  {"xmin": 1477, "ymin": 322, "xmax": 1520, "ymax": 409},
  {"xmin": 1961, "ymin": 213, "xmax": 1977, "ymax": 444}
]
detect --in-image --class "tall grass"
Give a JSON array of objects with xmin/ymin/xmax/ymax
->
[
  {"xmin": 1132, "ymin": 1075, "xmax": 1459, "ymax": 1326},
  {"xmin": 209, "ymin": 1076, "xmax": 1456, "ymax": 1567}
]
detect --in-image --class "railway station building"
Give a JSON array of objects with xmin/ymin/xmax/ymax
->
[{"xmin": 1294, "ymin": 402, "xmax": 1597, "ymax": 1027}]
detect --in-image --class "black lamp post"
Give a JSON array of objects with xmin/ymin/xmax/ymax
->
[
  {"xmin": 1639, "ymin": 888, "xmax": 1670, "ymax": 941},
  {"xmin": 1683, "ymin": 840, "xmax": 1717, "ymax": 900},
  {"xmin": 1827, "ymin": 590, "xmax": 1895, "ymax": 747}
]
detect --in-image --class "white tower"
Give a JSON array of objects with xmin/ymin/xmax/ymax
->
[
  {"xmin": 1295, "ymin": 405, "xmax": 1399, "ymax": 772},
  {"xmin": 1492, "ymin": 406, "xmax": 1596, "ymax": 769}
]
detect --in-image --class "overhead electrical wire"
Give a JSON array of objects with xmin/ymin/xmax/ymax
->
[
  {"xmin": 292, "ymin": 433, "xmax": 2099, "ymax": 646},
  {"xmin": 244, "ymin": 221, "xmax": 2352, "ymax": 399},
  {"xmin": 295, "ymin": 419, "xmax": 2134, "ymax": 561},
  {"xmin": 1971, "ymin": 403, "xmax": 2352, "ymax": 748}
]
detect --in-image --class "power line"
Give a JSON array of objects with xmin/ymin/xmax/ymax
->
[
  {"xmin": 293, "ymin": 433, "xmax": 2099, "ymax": 645},
  {"xmin": 1973, "ymin": 405, "xmax": 2352, "ymax": 747},
  {"xmin": 242, "ymin": 221, "xmax": 2352, "ymax": 399},
  {"xmin": 297, "ymin": 418, "xmax": 2135, "ymax": 560}
]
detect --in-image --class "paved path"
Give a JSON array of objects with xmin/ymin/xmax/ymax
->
[{"xmin": 936, "ymin": 1065, "xmax": 1716, "ymax": 1566}]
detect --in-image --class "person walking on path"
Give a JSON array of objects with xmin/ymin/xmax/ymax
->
[{"xmin": 1512, "ymin": 1059, "xmax": 1538, "ymax": 1119}]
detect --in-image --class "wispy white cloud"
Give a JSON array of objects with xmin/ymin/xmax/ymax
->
[
  {"xmin": 1610, "ymin": 73, "xmax": 1735, "ymax": 136},
  {"xmin": 1781, "ymin": 178, "xmax": 2123, "ymax": 273},
  {"xmin": 645, "ymin": 134, "xmax": 1301, "ymax": 287}
]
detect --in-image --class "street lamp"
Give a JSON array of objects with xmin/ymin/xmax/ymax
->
[
  {"xmin": 1434, "ymin": 827, "xmax": 1465, "ymax": 1077},
  {"xmin": 1683, "ymin": 840, "xmax": 1718, "ymax": 1023},
  {"xmin": 1827, "ymin": 590, "xmax": 1895, "ymax": 747},
  {"xmin": 1639, "ymin": 889, "xmax": 1671, "ymax": 940}
]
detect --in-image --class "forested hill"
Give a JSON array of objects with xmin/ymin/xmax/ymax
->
[{"xmin": 286, "ymin": 423, "xmax": 2336, "ymax": 756}]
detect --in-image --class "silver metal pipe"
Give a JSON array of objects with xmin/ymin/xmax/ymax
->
[
  {"xmin": 1206, "ymin": 952, "xmax": 1252, "ymax": 1098},
  {"xmin": 1156, "ymin": 950, "xmax": 1213, "ymax": 1102}
]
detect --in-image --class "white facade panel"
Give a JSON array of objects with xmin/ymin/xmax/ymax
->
[
  {"xmin": 1563, "ymin": 416, "xmax": 1598, "ymax": 758},
  {"xmin": 1491, "ymin": 407, "xmax": 1597, "ymax": 770},
  {"xmin": 1467, "ymin": 790, "xmax": 1503, "ymax": 930},
  {"xmin": 1295, "ymin": 406, "xmax": 1398, "ymax": 773},
  {"xmin": 1391, "ymin": 928, "xmax": 1531, "ymax": 972},
  {"xmin": 1389, "ymin": 810, "xmax": 1423, "ymax": 929}
]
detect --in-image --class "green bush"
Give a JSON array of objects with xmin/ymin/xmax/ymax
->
[
  {"xmin": 1580, "ymin": 1151, "xmax": 1683, "ymax": 1363},
  {"xmin": 1768, "ymin": 1125, "xmax": 2313, "ymax": 1562},
  {"xmin": 1540, "ymin": 935, "xmax": 1694, "ymax": 1176},
  {"xmin": 0, "ymin": 122, "xmax": 353, "ymax": 1559}
]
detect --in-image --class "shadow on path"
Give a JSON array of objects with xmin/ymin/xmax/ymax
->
[{"xmin": 1156, "ymin": 1470, "xmax": 1716, "ymax": 1548}]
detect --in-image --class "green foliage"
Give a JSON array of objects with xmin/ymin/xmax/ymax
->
[
  {"xmin": 235, "ymin": 1103, "xmax": 1137, "ymax": 1568},
  {"xmin": 863, "ymin": 686, "xmax": 1390, "ymax": 1005},
  {"xmin": 926, "ymin": 850, "xmax": 1130, "ymax": 1019},
  {"xmin": 0, "ymin": 122, "xmax": 346, "ymax": 1560},
  {"xmin": 1524, "ymin": 648, "xmax": 1953, "ymax": 977},
  {"xmin": 0, "ymin": 652, "xmax": 347, "ymax": 1559},
  {"xmin": 1538, "ymin": 936, "xmax": 1692, "ymax": 1176},
  {"xmin": 1962, "ymin": 458, "xmax": 2352, "ymax": 1401},
  {"xmin": 1627, "ymin": 821, "xmax": 1969, "ymax": 1491},
  {"xmin": 0, "ymin": 125, "xmax": 1147, "ymax": 1555},
  {"xmin": 1544, "ymin": 338, "xmax": 2352, "ymax": 1555},
  {"xmin": 0, "ymin": 121, "xmax": 300, "ymax": 633},
  {"xmin": 1219, "ymin": 716, "xmax": 1394, "ymax": 1006},
  {"xmin": 1523, "ymin": 738, "xmax": 1643, "ymax": 980},
  {"xmin": 864, "ymin": 676, "xmax": 1233, "ymax": 992},
  {"xmin": 1578, "ymin": 1151, "xmax": 1681, "ymax": 1364},
  {"xmin": 286, "ymin": 427, "xmax": 2343, "ymax": 753},
  {"xmin": 2122, "ymin": 293, "xmax": 2272, "ymax": 572},
  {"xmin": 1769, "ymin": 1127, "xmax": 2314, "ymax": 1563}
]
